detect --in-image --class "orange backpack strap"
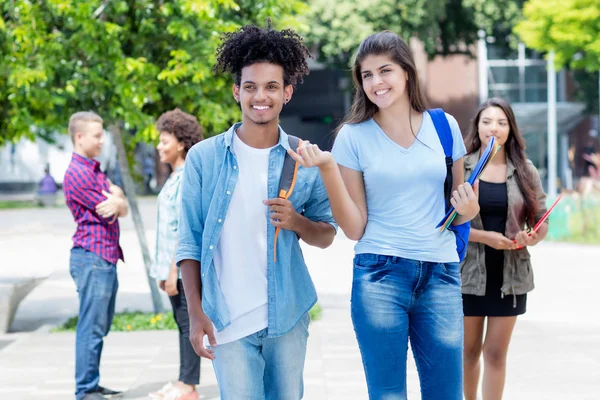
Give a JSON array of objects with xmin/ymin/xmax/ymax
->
[{"xmin": 274, "ymin": 135, "xmax": 302, "ymax": 262}]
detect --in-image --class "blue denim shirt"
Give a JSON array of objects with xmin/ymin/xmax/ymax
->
[{"xmin": 175, "ymin": 123, "xmax": 336, "ymax": 338}]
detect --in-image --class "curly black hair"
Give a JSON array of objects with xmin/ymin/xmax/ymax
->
[
  {"xmin": 155, "ymin": 108, "xmax": 203, "ymax": 156},
  {"xmin": 214, "ymin": 21, "xmax": 312, "ymax": 87}
]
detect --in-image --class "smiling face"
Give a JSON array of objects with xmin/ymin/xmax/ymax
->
[
  {"xmin": 359, "ymin": 54, "xmax": 409, "ymax": 111},
  {"xmin": 156, "ymin": 131, "xmax": 183, "ymax": 166},
  {"xmin": 233, "ymin": 62, "xmax": 294, "ymax": 127},
  {"xmin": 477, "ymin": 106, "xmax": 511, "ymax": 148}
]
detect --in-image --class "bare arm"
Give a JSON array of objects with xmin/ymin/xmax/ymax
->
[
  {"xmin": 289, "ymin": 144, "xmax": 367, "ymax": 240},
  {"xmin": 180, "ymin": 259, "xmax": 216, "ymax": 359},
  {"xmin": 470, "ymin": 228, "xmax": 517, "ymax": 250},
  {"xmin": 293, "ymin": 217, "xmax": 336, "ymax": 248}
]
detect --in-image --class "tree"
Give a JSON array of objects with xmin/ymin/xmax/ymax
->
[
  {"xmin": 305, "ymin": 0, "xmax": 524, "ymax": 68},
  {"xmin": 1, "ymin": 0, "xmax": 307, "ymax": 312},
  {"xmin": 514, "ymin": 0, "xmax": 600, "ymax": 71}
]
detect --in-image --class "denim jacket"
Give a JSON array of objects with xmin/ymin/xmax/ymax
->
[
  {"xmin": 175, "ymin": 123, "xmax": 336, "ymax": 338},
  {"xmin": 461, "ymin": 152, "xmax": 548, "ymax": 299}
]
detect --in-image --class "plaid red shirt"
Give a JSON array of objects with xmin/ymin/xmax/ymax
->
[{"xmin": 63, "ymin": 153, "xmax": 124, "ymax": 264}]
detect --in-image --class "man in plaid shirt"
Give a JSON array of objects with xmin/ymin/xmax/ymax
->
[{"xmin": 63, "ymin": 111, "xmax": 129, "ymax": 400}]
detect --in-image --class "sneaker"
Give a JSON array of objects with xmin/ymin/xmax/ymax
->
[
  {"xmin": 163, "ymin": 388, "xmax": 199, "ymax": 400},
  {"xmin": 82, "ymin": 393, "xmax": 106, "ymax": 400},
  {"xmin": 95, "ymin": 386, "xmax": 122, "ymax": 398},
  {"xmin": 149, "ymin": 382, "xmax": 174, "ymax": 399}
]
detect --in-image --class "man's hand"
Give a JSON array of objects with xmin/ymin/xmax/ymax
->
[
  {"xmin": 451, "ymin": 181, "xmax": 480, "ymax": 221},
  {"xmin": 109, "ymin": 184, "xmax": 125, "ymax": 198},
  {"xmin": 96, "ymin": 190, "xmax": 124, "ymax": 220},
  {"xmin": 514, "ymin": 230, "xmax": 540, "ymax": 248},
  {"xmin": 189, "ymin": 309, "xmax": 216, "ymax": 360},
  {"xmin": 164, "ymin": 269, "xmax": 179, "ymax": 296},
  {"xmin": 264, "ymin": 198, "xmax": 300, "ymax": 231},
  {"xmin": 485, "ymin": 231, "xmax": 517, "ymax": 250}
]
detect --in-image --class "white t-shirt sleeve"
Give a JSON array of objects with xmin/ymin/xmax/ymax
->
[
  {"xmin": 446, "ymin": 113, "xmax": 467, "ymax": 162},
  {"xmin": 331, "ymin": 125, "xmax": 362, "ymax": 171}
]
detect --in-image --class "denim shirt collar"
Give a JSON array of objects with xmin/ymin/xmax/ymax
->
[{"xmin": 223, "ymin": 122, "xmax": 292, "ymax": 151}]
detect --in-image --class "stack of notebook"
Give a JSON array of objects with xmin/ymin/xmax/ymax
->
[{"xmin": 436, "ymin": 137, "xmax": 501, "ymax": 231}]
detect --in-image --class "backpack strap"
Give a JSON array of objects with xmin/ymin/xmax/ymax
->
[
  {"xmin": 278, "ymin": 135, "xmax": 301, "ymax": 199},
  {"xmin": 274, "ymin": 134, "xmax": 302, "ymax": 262},
  {"xmin": 428, "ymin": 109, "xmax": 454, "ymax": 211}
]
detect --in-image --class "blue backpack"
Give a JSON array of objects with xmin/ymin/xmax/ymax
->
[{"xmin": 428, "ymin": 109, "xmax": 470, "ymax": 263}]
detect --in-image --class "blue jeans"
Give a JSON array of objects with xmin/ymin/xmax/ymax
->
[
  {"xmin": 69, "ymin": 247, "xmax": 118, "ymax": 400},
  {"xmin": 351, "ymin": 254, "xmax": 463, "ymax": 400},
  {"xmin": 210, "ymin": 313, "xmax": 310, "ymax": 399}
]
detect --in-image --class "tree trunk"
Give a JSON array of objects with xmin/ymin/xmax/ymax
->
[{"xmin": 109, "ymin": 124, "xmax": 164, "ymax": 313}]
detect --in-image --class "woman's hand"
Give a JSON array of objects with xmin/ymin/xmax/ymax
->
[
  {"xmin": 287, "ymin": 141, "xmax": 336, "ymax": 170},
  {"xmin": 451, "ymin": 181, "xmax": 480, "ymax": 221},
  {"xmin": 514, "ymin": 230, "xmax": 540, "ymax": 248},
  {"xmin": 485, "ymin": 231, "xmax": 518, "ymax": 250}
]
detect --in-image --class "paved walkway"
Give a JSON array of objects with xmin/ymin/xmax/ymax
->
[{"xmin": 1, "ymin": 199, "xmax": 599, "ymax": 399}]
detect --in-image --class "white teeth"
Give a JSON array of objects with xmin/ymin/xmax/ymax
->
[
  {"xmin": 375, "ymin": 89, "xmax": 390, "ymax": 96},
  {"xmin": 253, "ymin": 105, "xmax": 270, "ymax": 110}
]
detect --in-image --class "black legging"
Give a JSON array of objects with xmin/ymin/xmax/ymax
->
[{"xmin": 169, "ymin": 279, "xmax": 201, "ymax": 385}]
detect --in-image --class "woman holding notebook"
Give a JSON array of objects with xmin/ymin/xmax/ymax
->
[
  {"xmin": 461, "ymin": 98, "xmax": 548, "ymax": 400},
  {"xmin": 287, "ymin": 31, "xmax": 480, "ymax": 399}
]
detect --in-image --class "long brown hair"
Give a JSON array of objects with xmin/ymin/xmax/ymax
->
[
  {"xmin": 465, "ymin": 98, "xmax": 539, "ymax": 226},
  {"xmin": 335, "ymin": 31, "xmax": 429, "ymax": 135}
]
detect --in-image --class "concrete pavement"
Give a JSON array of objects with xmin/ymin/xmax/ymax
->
[{"xmin": 0, "ymin": 199, "xmax": 599, "ymax": 399}]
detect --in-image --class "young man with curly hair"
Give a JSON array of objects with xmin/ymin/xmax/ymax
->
[
  {"xmin": 150, "ymin": 108, "xmax": 204, "ymax": 400},
  {"xmin": 175, "ymin": 23, "xmax": 336, "ymax": 398}
]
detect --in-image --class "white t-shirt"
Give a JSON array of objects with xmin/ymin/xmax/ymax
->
[
  {"xmin": 331, "ymin": 112, "xmax": 467, "ymax": 263},
  {"xmin": 210, "ymin": 132, "xmax": 272, "ymax": 345}
]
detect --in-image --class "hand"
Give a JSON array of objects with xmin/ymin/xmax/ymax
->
[
  {"xmin": 96, "ymin": 190, "xmax": 123, "ymax": 219},
  {"xmin": 158, "ymin": 280, "xmax": 166, "ymax": 291},
  {"xmin": 164, "ymin": 272, "xmax": 179, "ymax": 296},
  {"xmin": 451, "ymin": 181, "xmax": 480, "ymax": 221},
  {"xmin": 189, "ymin": 309, "xmax": 216, "ymax": 360},
  {"xmin": 264, "ymin": 198, "xmax": 300, "ymax": 231},
  {"xmin": 287, "ymin": 141, "xmax": 335, "ymax": 170},
  {"xmin": 583, "ymin": 153, "xmax": 600, "ymax": 168},
  {"xmin": 485, "ymin": 231, "xmax": 517, "ymax": 250},
  {"xmin": 109, "ymin": 184, "xmax": 125, "ymax": 198},
  {"xmin": 514, "ymin": 230, "xmax": 540, "ymax": 248}
]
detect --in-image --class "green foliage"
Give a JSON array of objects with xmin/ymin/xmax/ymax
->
[
  {"xmin": 0, "ymin": 0, "xmax": 307, "ymax": 145},
  {"xmin": 52, "ymin": 303, "xmax": 323, "ymax": 332},
  {"xmin": 52, "ymin": 311, "xmax": 178, "ymax": 332},
  {"xmin": 515, "ymin": 0, "xmax": 600, "ymax": 71},
  {"xmin": 305, "ymin": 0, "xmax": 524, "ymax": 68}
]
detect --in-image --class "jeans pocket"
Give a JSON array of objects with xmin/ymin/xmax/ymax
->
[
  {"xmin": 441, "ymin": 262, "xmax": 462, "ymax": 286},
  {"xmin": 353, "ymin": 254, "xmax": 390, "ymax": 270},
  {"xmin": 92, "ymin": 257, "xmax": 115, "ymax": 271}
]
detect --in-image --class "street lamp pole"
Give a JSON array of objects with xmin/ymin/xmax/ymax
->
[
  {"xmin": 547, "ymin": 51, "xmax": 557, "ymax": 197},
  {"xmin": 478, "ymin": 30, "xmax": 489, "ymax": 104}
]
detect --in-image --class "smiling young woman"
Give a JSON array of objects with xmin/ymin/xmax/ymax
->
[{"xmin": 287, "ymin": 31, "xmax": 480, "ymax": 400}]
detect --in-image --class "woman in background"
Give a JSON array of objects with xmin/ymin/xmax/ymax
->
[{"xmin": 461, "ymin": 98, "xmax": 548, "ymax": 400}]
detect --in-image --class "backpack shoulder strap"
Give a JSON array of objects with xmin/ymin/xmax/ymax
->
[
  {"xmin": 428, "ymin": 109, "xmax": 454, "ymax": 210},
  {"xmin": 428, "ymin": 108, "xmax": 453, "ymax": 159},
  {"xmin": 278, "ymin": 135, "xmax": 301, "ymax": 199}
]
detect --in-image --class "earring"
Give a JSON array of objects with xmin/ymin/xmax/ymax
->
[{"xmin": 284, "ymin": 99, "xmax": 289, "ymax": 105}]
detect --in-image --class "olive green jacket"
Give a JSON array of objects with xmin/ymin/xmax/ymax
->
[{"xmin": 460, "ymin": 152, "xmax": 548, "ymax": 299}]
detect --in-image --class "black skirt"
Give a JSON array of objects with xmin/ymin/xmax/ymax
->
[{"xmin": 462, "ymin": 181, "xmax": 526, "ymax": 317}]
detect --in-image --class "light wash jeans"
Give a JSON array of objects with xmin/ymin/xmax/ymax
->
[
  {"xmin": 69, "ymin": 247, "xmax": 118, "ymax": 400},
  {"xmin": 210, "ymin": 313, "xmax": 310, "ymax": 400},
  {"xmin": 351, "ymin": 253, "xmax": 464, "ymax": 400}
]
